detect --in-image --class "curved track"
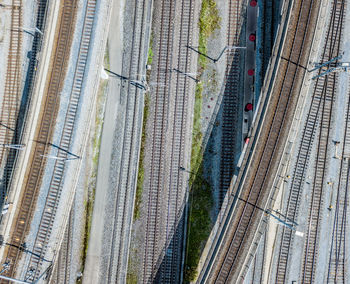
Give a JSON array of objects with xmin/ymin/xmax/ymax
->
[{"xmin": 198, "ymin": 0, "xmax": 322, "ymax": 282}]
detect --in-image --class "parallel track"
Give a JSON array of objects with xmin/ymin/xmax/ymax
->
[
  {"xmin": 1, "ymin": 0, "xmax": 50, "ymax": 209},
  {"xmin": 3, "ymin": 1, "xmax": 77, "ymax": 279},
  {"xmin": 301, "ymin": 2, "xmax": 345, "ymax": 281},
  {"xmin": 104, "ymin": 0, "xmax": 148, "ymax": 281},
  {"xmin": 198, "ymin": 0, "xmax": 321, "ymax": 282},
  {"xmin": 326, "ymin": 82, "xmax": 350, "ymax": 283},
  {"xmin": 22, "ymin": 1, "xmax": 96, "ymax": 280},
  {"xmin": 0, "ymin": 0, "xmax": 22, "ymax": 197},
  {"xmin": 142, "ymin": 0, "xmax": 195, "ymax": 282},
  {"xmin": 53, "ymin": 209, "xmax": 73, "ymax": 284},
  {"xmin": 158, "ymin": 0, "xmax": 194, "ymax": 282},
  {"xmin": 219, "ymin": 0, "xmax": 244, "ymax": 204},
  {"xmin": 142, "ymin": 0, "xmax": 176, "ymax": 281},
  {"xmin": 275, "ymin": 1, "xmax": 346, "ymax": 282}
]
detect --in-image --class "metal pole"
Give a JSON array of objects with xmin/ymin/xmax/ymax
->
[
  {"xmin": 0, "ymin": 275, "xmax": 30, "ymax": 284},
  {"xmin": 265, "ymin": 209, "xmax": 295, "ymax": 230},
  {"xmin": 32, "ymin": 264, "xmax": 52, "ymax": 284},
  {"xmin": 311, "ymin": 66, "xmax": 347, "ymax": 80},
  {"xmin": 2, "ymin": 144, "xmax": 25, "ymax": 150},
  {"xmin": 214, "ymin": 46, "xmax": 246, "ymax": 63},
  {"xmin": 309, "ymin": 55, "xmax": 342, "ymax": 72}
]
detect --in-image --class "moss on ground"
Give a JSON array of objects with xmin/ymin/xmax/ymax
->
[
  {"xmin": 184, "ymin": 0, "xmax": 221, "ymax": 282},
  {"xmin": 133, "ymin": 93, "xmax": 150, "ymax": 220}
]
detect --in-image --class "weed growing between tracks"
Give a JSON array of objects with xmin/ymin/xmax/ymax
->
[
  {"xmin": 133, "ymin": 93, "xmax": 150, "ymax": 221},
  {"xmin": 133, "ymin": 38, "xmax": 153, "ymax": 222},
  {"xmin": 127, "ymin": 38, "xmax": 154, "ymax": 283},
  {"xmin": 184, "ymin": 0, "xmax": 220, "ymax": 281},
  {"xmin": 147, "ymin": 33, "xmax": 154, "ymax": 65},
  {"xmin": 78, "ymin": 49, "xmax": 109, "ymax": 280},
  {"xmin": 126, "ymin": 246, "xmax": 139, "ymax": 283},
  {"xmin": 198, "ymin": 0, "xmax": 221, "ymax": 68}
]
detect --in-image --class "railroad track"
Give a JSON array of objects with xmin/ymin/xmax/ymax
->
[
  {"xmin": 101, "ymin": 0, "xmax": 149, "ymax": 282},
  {"xmin": 1, "ymin": 0, "xmax": 50, "ymax": 218},
  {"xmin": 20, "ymin": 1, "xmax": 97, "ymax": 281},
  {"xmin": 219, "ymin": 0, "xmax": 244, "ymax": 205},
  {"xmin": 157, "ymin": 0, "xmax": 194, "ymax": 282},
  {"xmin": 1, "ymin": 0, "xmax": 80, "ymax": 280},
  {"xmin": 301, "ymin": 3, "xmax": 344, "ymax": 278},
  {"xmin": 274, "ymin": 1, "xmax": 345, "ymax": 283},
  {"xmin": 327, "ymin": 107, "xmax": 350, "ymax": 283},
  {"xmin": 245, "ymin": 229, "xmax": 266, "ymax": 284},
  {"xmin": 198, "ymin": 0, "xmax": 322, "ymax": 282},
  {"xmin": 142, "ymin": 0, "xmax": 176, "ymax": 281},
  {"xmin": 142, "ymin": 0, "xmax": 196, "ymax": 282},
  {"xmin": 0, "ymin": 0, "xmax": 22, "ymax": 199},
  {"xmin": 52, "ymin": 209, "xmax": 73, "ymax": 284}
]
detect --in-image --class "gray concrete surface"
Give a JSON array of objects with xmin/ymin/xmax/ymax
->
[
  {"xmin": 13, "ymin": 0, "xmax": 113, "ymax": 281},
  {"xmin": 82, "ymin": 0, "xmax": 125, "ymax": 282},
  {"xmin": 84, "ymin": 0, "xmax": 152, "ymax": 282}
]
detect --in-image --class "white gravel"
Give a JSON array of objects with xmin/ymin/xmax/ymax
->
[
  {"xmin": 15, "ymin": 0, "xmax": 113, "ymax": 280},
  {"xmin": 267, "ymin": 1, "xmax": 350, "ymax": 282},
  {"xmin": 0, "ymin": 0, "xmax": 12, "ymax": 106}
]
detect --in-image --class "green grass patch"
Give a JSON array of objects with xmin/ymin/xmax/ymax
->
[
  {"xmin": 133, "ymin": 93, "xmax": 150, "ymax": 220},
  {"xmin": 147, "ymin": 33, "xmax": 154, "ymax": 65},
  {"xmin": 184, "ymin": 83, "xmax": 213, "ymax": 283},
  {"xmin": 198, "ymin": 0, "xmax": 221, "ymax": 69},
  {"xmin": 126, "ymin": 253, "xmax": 139, "ymax": 284},
  {"xmin": 184, "ymin": 166, "xmax": 213, "ymax": 281},
  {"xmin": 78, "ymin": 190, "xmax": 95, "ymax": 279},
  {"xmin": 183, "ymin": 0, "xmax": 221, "ymax": 282}
]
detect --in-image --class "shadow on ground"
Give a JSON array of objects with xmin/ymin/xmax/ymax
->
[
  {"xmin": 0, "ymin": 0, "xmax": 47, "ymax": 216},
  {"xmin": 147, "ymin": 1, "xmax": 281, "ymax": 282}
]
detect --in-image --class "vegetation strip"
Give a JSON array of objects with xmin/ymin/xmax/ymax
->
[
  {"xmin": 126, "ymin": 35, "xmax": 153, "ymax": 283},
  {"xmin": 78, "ymin": 49, "xmax": 109, "ymax": 281},
  {"xmin": 184, "ymin": 0, "xmax": 220, "ymax": 281},
  {"xmin": 133, "ymin": 93, "xmax": 149, "ymax": 221}
]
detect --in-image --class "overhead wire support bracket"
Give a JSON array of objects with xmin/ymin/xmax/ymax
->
[{"xmin": 308, "ymin": 55, "xmax": 342, "ymax": 72}]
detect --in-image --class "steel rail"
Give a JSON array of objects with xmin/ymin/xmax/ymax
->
[
  {"xmin": 104, "ymin": 0, "xmax": 147, "ymax": 281},
  {"xmin": 301, "ymin": 1, "xmax": 345, "ymax": 283},
  {"xmin": 23, "ymin": 1, "xmax": 96, "ymax": 281},
  {"xmin": 275, "ymin": 1, "xmax": 346, "ymax": 282},
  {"xmin": 2, "ymin": 1, "xmax": 77, "ymax": 279},
  {"xmin": 0, "ymin": 0, "xmax": 22, "ymax": 201},
  {"xmin": 197, "ymin": 0, "xmax": 320, "ymax": 281},
  {"xmin": 326, "ymin": 58, "xmax": 350, "ymax": 284},
  {"xmin": 215, "ymin": 0, "xmax": 315, "ymax": 281},
  {"xmin": 142, "ymin": 0, "xmax": 176, "ymax": 281}
]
